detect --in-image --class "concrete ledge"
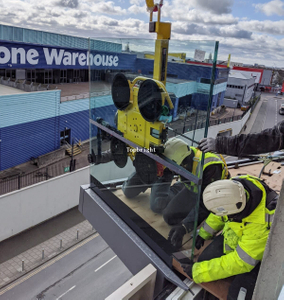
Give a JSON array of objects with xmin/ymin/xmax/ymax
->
[
  {"xmin": 35, "ymin": 148, "xmax": 66, "ymax": 168},
  {"xmin": 253, "ymin": 180, "xmax": 284, "ymax": 300}
]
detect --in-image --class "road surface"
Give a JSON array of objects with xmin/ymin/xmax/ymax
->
[
  {"xmin": 0, "ymin": 234, "xmax": 132, "ymax": 300},
  {"xmin": 223, "ymin": 94, "xmax": 284, "ymax": 164}
]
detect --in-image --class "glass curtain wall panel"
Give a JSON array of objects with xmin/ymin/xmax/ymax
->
[{"xmin": 88, "ymin": 37, "xmax": 218, "ymax": 265}]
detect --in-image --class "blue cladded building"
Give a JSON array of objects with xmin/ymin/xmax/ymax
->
[{"xmin": 0, "ymin": 24, "xmax": 228, "ymax": 171}]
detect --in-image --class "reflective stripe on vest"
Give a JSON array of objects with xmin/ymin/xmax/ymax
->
[
  {"xmin": 203, "ymin": 221, "xmax": 218, "ymax": 236},
  {"xmin": 192, "ymin": 149, "xmax": 201, "ymax": 176},
  {"xmin": 236, "ymin": 245, "xmax": 260, "ymax": 266},
  {"xmin": 182, "ymin": 148, "xmax": 226, "ymax": 192},
  {"xmin": 190, "ymin": 148, "xmax": 224, "ymax": 177}
]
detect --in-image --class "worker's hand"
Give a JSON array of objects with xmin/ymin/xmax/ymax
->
[
  {"xmin": 199, "ymin": 137, "xmax": 216, "ymax": 153},
  {"xmin": 181, "ymin": 261, "xmax": 194, "ymax": 278},
  {"xmin": 195, "ymin": 235, "xmax": 205, "ymax": 250},
  {"xmin": 168, "ymin": 225, "xmax": 186, "ymax": 249},
  {"xmin": 162, "ymin": 168, "xmax": 174, "ymax": 182}
]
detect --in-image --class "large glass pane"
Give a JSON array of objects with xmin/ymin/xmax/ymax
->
[{"xmin": 88, "ymin": 37, "xmax": 219, "ymax": 265}]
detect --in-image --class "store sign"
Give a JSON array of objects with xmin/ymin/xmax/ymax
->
[{"xmin": 0, "ymin": 41, "xmax": 135, "ymax": 69}]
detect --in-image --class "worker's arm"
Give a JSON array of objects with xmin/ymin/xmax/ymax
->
[
  {"xmin": 192, "ymin": 223, "xmax": 269, "ymax": 284},
  {"xmin": 88, "ymin": 149, "xmax": 113, "ymax": 164},
  {"xmin": 200, "ymin": 120, "xmax": 284, "ymax": 156},
  {"xmin": 198, "ymin": 213, "xmax": 225, "ymax": 240},
  {"xmin": 168, "ymin": 169, "xmax": 224, "ymax": 248},
  {"xmin": 98, "ymin": 149, "xmax": 114, "ymax": 163}
]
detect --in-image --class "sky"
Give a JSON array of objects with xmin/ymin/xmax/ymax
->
[{"xmin": 1, "ymin": 0, "xmax": 284, "ymax": 67}]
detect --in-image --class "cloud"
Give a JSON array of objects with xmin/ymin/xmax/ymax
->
[
  {"xmin": 167, "ymin": 0, "xmax": 234, "ymax": 15},
  {"xmin": 57, "ymin": 0, "xmax": 79, "ymax": 8},
  {"xmin": 90, "ymin": 1, "xmax": 127, "ymax": 15},
  {"xmin": 220, "ymin": 27, "xmax": 252, "ymax": 39},
  {"xmin": 128, "ymin": 4, "xmax": 146, "ymax": 14},
  {"xmin": 129, "ymin": 0, "xmax": 144, "ymax": 4},
  {"xmin": 127, "ymin": 1, "xmax": 238, "ymax": 25},
  {"xmin": 239, "ymin": 20, "xmax": 284, "ymax": 35},
  {"xmin": 162, "ymin": 4, "xmax": 238, "ymax": 25},
  {"xmin": 0, "ymin": 0, "xmax": 284, "ymax": 67},
  {"xmin": 193, "ymin": 0, "xmax": 234, "ymax": 14},
  {"xmin": 172, "ymin": 22, "xmax": 252, "ymax": 39},
  {"xmin": 254, "ymin": 0, "xmax": 284, "ymax": 16}
]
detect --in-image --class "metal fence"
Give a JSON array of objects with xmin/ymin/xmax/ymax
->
[
  {"xmin": 250, "ymin": 95, "xmax": 261, "ymax": 113},
  {"xmin": 0, "ymin": 156, "xmax": 89, "ymax": 196}
]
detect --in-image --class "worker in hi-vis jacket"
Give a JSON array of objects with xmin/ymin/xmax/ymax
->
[{"xmin": 182, "ymin": 175, "xmax": 277, "ymax": 300}]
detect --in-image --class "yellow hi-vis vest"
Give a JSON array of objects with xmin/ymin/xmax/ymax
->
[
  {"xmin": 182, "ymin": 147, "xmax": 227, "ymax": 192},
  {"xmin": 193, "ymin": 175, "xmax": 275, "ymax": 284}
]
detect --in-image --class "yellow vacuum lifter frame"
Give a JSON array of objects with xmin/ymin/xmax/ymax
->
[
  {"xmin": 146, "ymin": 0, "xmax": 171, "ymax": 86},
  {"xmin": 116, "ymin": 76, "xmax": 173, "ymax": 159},
  {"xmin": 115, "ymin": 2, "xmax": 174, "ymax": 161}
]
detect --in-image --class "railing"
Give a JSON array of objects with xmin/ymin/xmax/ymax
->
[
  {"xmin": 60, "ymin": 90, "xmax": 111, "ymax": 102},
  {"xmin": 0, "ymin": 77, "xmax": 52, "ymax": 92},
  {"xmin": 0, "ymin": 157, "xmax": 89, "ymax": 196}
]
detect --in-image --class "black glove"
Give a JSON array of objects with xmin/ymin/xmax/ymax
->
[
  {"xmin": 162, "ymin": 168, "xmax": 174, "ymax": 182},
  {"xmin": 199, "ymin": 137, "xmax": 216, "ymax": 153},
  {"xmin": 168, "ymin": 225, "xmax": 186, "ymax": 249},
  {"xmin": 181, "ymin": 260, "xmax": 194, "ymax": 278},
  {"xmin": 195, "ymin": 235, "xmax": 205, "ymax": 250},
  {"xmin": 87, "ymin": 152, "xmax": 96, "ymax": 164}
]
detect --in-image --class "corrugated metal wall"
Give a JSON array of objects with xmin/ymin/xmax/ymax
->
[
  {"xmin": 0, "ymin": 91, "xmax": 61, "ymax": 127},
  {"xmin": 0, "ymin": 89, "xmax": 118, "ymax": 171},
  {"xmin": 0, "ymin": 117, "xmax": 60, "ymax": 170},
  {"xmin": 135, "ymin": 58, "xmax": 216, "ymax": 81},
  {"xmin": 0, "ymin": 24, "xmax": 122, "ymax": 52},
  {"xmin": 0, "ymin": 90, "xmax": 61, "ymax": 170}
]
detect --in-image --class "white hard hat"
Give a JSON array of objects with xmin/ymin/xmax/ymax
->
[
  {"xmin": 203, "ymin": 180, "xmax": 246, "ymax": 216},
  {"xmin": 163, "ymin": 137, "xmax": 191, "ymax": 165}
]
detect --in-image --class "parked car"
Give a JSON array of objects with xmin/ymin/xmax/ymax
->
[
  {"xmin": 241, "ymin": 105, "xmax": 250, "ymax": 111},
  {"xmin": 279, "ymin": 104, "xmax": 284, "ymax": 115}
]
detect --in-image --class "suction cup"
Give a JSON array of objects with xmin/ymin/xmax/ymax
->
[
  {"xmin": 138, "ymin": 79, "xmax": 162, "ymax": 122},
  {"xmin": 112, "ymin": 73, "xmax": 131, "ymax": 111}
]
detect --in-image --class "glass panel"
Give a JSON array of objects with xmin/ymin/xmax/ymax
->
[{"xmin": 88, "ymin": 37, "xmax": 219, "ymax": 265}]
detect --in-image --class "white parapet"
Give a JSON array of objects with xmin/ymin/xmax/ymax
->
[{"xmin": 105, "ymin": 264, "xmax": 157, "ymax": 300}]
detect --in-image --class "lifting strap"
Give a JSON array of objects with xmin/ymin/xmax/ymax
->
[{"xmin": 192, "ymin": 149, "xmax": 202, "ymax": 176}]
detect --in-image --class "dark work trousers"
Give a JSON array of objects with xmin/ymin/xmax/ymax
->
[
  {"xmin": 198, "ymin": 235, "xmax": 260, "ymax": 300},
  {"xmin": 121, "ymin": 172, "xmax": 151, "ymax": 198},
  {"xmin": 122, "ymin": 173, "xmax": 208, "ymax": 228},
  {"xmin": 151, "ymin": 180, "xmax": 209, "ymax": 226}
]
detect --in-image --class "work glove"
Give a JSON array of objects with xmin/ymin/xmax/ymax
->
[
  {"xmin": 87, "ymin": 151, "xmax": 97, "ymax": 164},
  {"xmin": 195, "ymin": 235, "xmax": 205, "ymax": 250},
  {"xmin": 199, "ymin": 137, "xmax": 216, "ymax": 153},
  {"xmin": 168, "ymin": 225, "xmax": 186, "ymax": 249},
  {"xmin": 181, "ymin": 260, "xmax": 194, "ymax": 279},
  {"xmin": 162, "ymin": 168, "xmax": 174, "ymax": 182}
]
